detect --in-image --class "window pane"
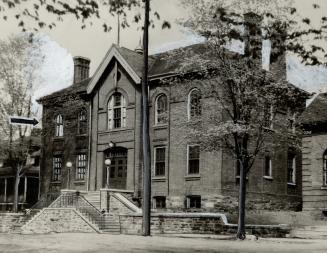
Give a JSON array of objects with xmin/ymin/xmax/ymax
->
[
  {"xmin": 53, "ymin": 156, "xmax": 62, "ymax": 181},
  {"xmin": 189, "ymin": 90, "xmax": 201, "ymax": 118},
  {"xmin": 264, "ymin": 156, "xmax": 271, "ymax": 177},
  {"xmin": 156, "ymin": 95, "xmax": 168, "ymax": 124},
  {"xmin": 155, "ymin": 147, "xmax": 166, "ymax": 176},
  {"xmin": 154, "ymin": 196, "xmax": 166, "ymax": 208},
  {"xmin": 188, "ymin": 146, "xmax": 200, "ymax": 174},
  {"xmin": 76, "ymin": 154, "xmax": 87, "ymax": 180}
]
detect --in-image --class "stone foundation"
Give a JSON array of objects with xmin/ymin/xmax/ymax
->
[{"xmin": 0, "ymin": 213, "xmax": 26, "ymax": 233}]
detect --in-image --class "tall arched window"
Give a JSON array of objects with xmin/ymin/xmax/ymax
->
[
  {"xmin": 108, "ymin": 92, "xmax": 126, "ymax": 129},
  {"xmin": 55, "ymin": 114, "xmax": 63, "ymax": 137},
  {"xmin": 323, "ymin": 150, "xmax": 327, "ymax": 186},
  {"xmin": 155, "ymin": 94, "xmax": 168, "ymax": 125},
  {"xmin": 188, "ymin": 89, "xmax": 202, "ymax": 120},
  {"xmin": 78, "ymin": 109, "xmax": 87, "ymax": 135}
]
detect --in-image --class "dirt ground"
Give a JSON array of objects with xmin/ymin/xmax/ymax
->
[{"xmin": 0, "ymin": 233, "xmax": 327, "ymax": 253}]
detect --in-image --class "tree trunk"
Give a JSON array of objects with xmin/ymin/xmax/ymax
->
[
  {"xmin": 236, "ymin": 160, "xmax": 247, "ymax": 239},
  {"xmin": 142, "ymin": 0, "xmax": 151, "ymax": 236},
  {"xmin": 13, "ymin": 167, "xmax": 20, "ymax": 213}
]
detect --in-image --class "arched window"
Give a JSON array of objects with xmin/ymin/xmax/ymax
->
[
  {"xmin": 188, "ymin": 89, "xmax": 202, "ymax": 120},
  {"xmin": 55, "ymin": 114, "xmax": 63, "ymax": 137},
  {"xmin": 155, "ymin": 94, "xmax": 168, "ymax": 125},
  {"xmin": 323, "ymin": 150, "xmax": 327, "ymax": 186},
  {"xmin": 108, "ymin": 92, "xmax": 126, "ymax": 129},
  {"xmin": 78, "ymin": 109, "xmax": 87, "ymax": 135}
]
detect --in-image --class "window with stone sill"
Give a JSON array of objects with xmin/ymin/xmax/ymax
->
[
  {"xmin": 186, "ymin": 195, "xmax": 201, "ymax": 209},
  {"xmin": 108, "ymin": 92, "xmax": 126, "ymax": 130},
  {"xmin": 264, "ymin": 156, "xmax": 272, "ymax": 178},
  {"xmin": 155, "ymin": 94, "xmax": 168, "ymax": 125},
  {"xmin": 188, "ymin": 89, "xmax": 202, "ymax": 121},
  {"xmin": 52, "ymin": 156, "xmax": 62, "ymax": 182},
  {"xmin": 154, "ymin": 146, "xmax": 166, "ymax": 177},
  {"xmin": 187, "ymin": 145, "xmax": 200, "ymax": 175},
  {"xmin": 76, "ymin": 154, "xmax": 87, "ymax": 181},
  {"xmin": 323, "ymin": 150, "xmax": 327, "ymax": 186},
  {"xmin": 55, "ymin": 114, "xmax": 63, "ymax": 137},
  {"xmin": 78, "ymin": 109, "xmax": 88, "ymax": 135},
  {"xmin": 153, "ymin": 196, "xmax": 166, "ymax": 209},
  {"xmin": 287, "ymin": 153, "xmax": 296, "ymax": 185}
]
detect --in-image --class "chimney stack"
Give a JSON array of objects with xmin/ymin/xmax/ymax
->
[
  {"xmin": 73, "ymin": 56, "xmax": 90, "ymax": 83},
  {"xmin": 243, "ymin": 12, "xmax": 263, "ymax": 61},
  {"xmin": 269, "ymin": 21, "xmax": 287, "ymax": 80}
]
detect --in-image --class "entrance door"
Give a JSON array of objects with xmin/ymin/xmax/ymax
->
[{"xmin": 104, "ymin": 147, "xmax": 127, "ymax": 189}]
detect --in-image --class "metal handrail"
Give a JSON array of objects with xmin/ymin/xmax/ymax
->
[{"xmin": 52, "ymin": 194, "xmax": 105, "ymax": 230}]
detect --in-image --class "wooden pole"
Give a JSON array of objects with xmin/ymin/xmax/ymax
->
[{"xmin": 142, "ymin": 0, "xmax": 151, "ymax": 236}]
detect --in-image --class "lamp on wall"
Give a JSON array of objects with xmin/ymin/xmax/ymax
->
[
  {"xmin": 0, "ymin": 160, "xmax": 3, "ymax": 168},
  {"xmin": 108, "ymin": 141, "xmax": 115, "ymax": 148},
  {"xmin": 104, "ymin": 158, "xmax": 112, "ymax": 189},
  {"xmin": 66, "ymin": 161, "xmax": 73, "ymax": 189}
]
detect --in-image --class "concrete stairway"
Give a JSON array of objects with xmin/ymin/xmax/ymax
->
[
  {"xmin": 290, "ymin": 225, "xmax": 327, "ymax": 239},
  {"xmin": 100, "ymin": 214, "xmax": 121, "ymax": 234},
  {"xmin": 0, "ymin": 213, "xmax": 27, "ymax": 233},
  {"xmin": 82, "ymin": 191, "xmax": 101, "ymax": 211}
]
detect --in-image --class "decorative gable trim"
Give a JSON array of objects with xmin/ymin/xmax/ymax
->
[{"xmin": 87, "ymin": 44, "xmax": 141, "ymax": 94}]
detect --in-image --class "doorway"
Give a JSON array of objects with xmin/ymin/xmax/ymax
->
[{"xmin": 104, "ymin": 147, "xmax": 127, "ymax": 189}]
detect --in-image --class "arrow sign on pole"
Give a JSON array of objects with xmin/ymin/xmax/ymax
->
[{"xmin": 9, "ymin": 116, "xmax": 39, "ymax": 126}]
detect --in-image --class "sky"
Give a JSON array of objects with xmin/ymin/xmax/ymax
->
[{"xmin": 0, "ymin": 0, "xmax": 327, "ymax": 102}]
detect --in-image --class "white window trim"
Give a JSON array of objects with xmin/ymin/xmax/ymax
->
[
  {"xmin": 187, "ymin": 144, "xmax": 200, "ymax": 175},
  {"xmin": 55, "ymin": 114, "xmax": 64, "ymax": 137},
  {"xmin": 155, "ymin": 94, "xmax": 168, "ymax": 125},
  {"xmin": 263, "ymin": 156, "xmax": 273, "ymax": 179},
  {"xmin": 107, "ymin": 93, "xmax": 126, "ymax": 130},
  {"xmin": 323, "ymin": 153, "xmax": 327, "ymax": 186},
  {"xmin": 153, "ymin": 146, "xmax": 166, "ymax": 177},
  {"xmin": 287, "ymin": 157, "xmax": 296, "ymax": 185},
  {"xmin": 187, "ymin": 88, "xmax": 201, "ymax": 121}
]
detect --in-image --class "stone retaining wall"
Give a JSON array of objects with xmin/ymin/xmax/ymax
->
[
  {"xmin": 118, "ymin": 213, "xmax": 290, "ymax": 238},
  {"xmin": 0, "ymin": 213, "xmax": 26, "ymax": 233},
  {"xmin": 22, "ymin": 208, "xmax": 98, "ymax": 234}
]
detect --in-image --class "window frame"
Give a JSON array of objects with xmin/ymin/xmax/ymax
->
[
  {"xmin": 154, "ymin": 146, "xmax": 166, "ymax": 177},
  {"xmin": 323, "ymin": 150, "xmax": 327, "ymax": 186},
  {"xmin": 108, "ymin": 92, "xmax": 126, "ymax": 130},
  {"xmin": 78, "ymin": 109, "xmax": 88, "ymax": 135},
  {"xmin": 287, "ymin": 153, "xmax": 296, "ymax": 185},
  {"xmin": 52, "ymin": 156, "xmax": 62, "ymax": 182},
  {"xmin": 155, "ymin": 94, "xmax": 168, "ymax": 125},
  {"xmin": 76, "ymin": 154, "xmax": 87, "ymax": 181},
  {"xmin": 263, "ymin": 155, "xmax": 273, "ymax": 179},
  {"xmin": 187, "ymin": 144, "xmax": 200, "ymax": 175},
  {"xmin": 186, "ymin": 195, "xmax": 201, "ymax": 209},
  {"xmin": 187, "ymin": 88, "xmax": 202, "ymax": 121},
  {"xmin": 263, "ymin": 103, "xmax": 274, "ymax": 129},
  {"xmin": 55, "ymin": 114, "xmax": 64, "ymax": 137},
  {"xmin": 153, "ymin": 196, "xmax": 166, "ymax": 209}
]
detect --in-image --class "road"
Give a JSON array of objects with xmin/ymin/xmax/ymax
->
[{"xmin": 0, "ymin": 233, "xmax": 326, "ymax": 253}]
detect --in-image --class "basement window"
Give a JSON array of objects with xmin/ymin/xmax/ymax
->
[
  {"xmin": 186, "ymin": 195, "xmax": 201, "ymax": 209},
  {"xmin": 153, "ymin": 196, "xmax": 166, "ymax": 209}
]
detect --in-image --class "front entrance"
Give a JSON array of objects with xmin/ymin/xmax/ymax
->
[{"xmin": 104, "ymin": 147, "xmax": 127, "ymax": 189}]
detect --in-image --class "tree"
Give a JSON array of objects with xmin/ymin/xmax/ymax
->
[
  {"xmin": 166, "ymin": 0, "xmax": 326, "ymax": 239},
  {"xmin": 0, "ymin": 34, "xmax": 44, "ymax": 212}
]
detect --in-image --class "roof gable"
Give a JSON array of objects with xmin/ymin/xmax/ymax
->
[{"xmin": 87, "ymin": 44, "xmax": 141, "ymax": 94}]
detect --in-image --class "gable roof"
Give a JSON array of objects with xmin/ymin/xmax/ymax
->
[
  {"xmin": 87, "ymin": 44, "xmax": 142, "ymax": 94},
  {"xmin": 300, "ymin": 93, "xmax": 327, "ymax": 126}
]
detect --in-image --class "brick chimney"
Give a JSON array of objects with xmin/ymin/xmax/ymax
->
[
  {"xmin": 73, "ymin": 56, "xmax": 90, "ymax": 83},
  {"xmin": 243, "ymin": 12, "xmax": 263, "ymax": 61},
  {"xmin": 269, "ymin": 21, "xmax": 287, "ymax": 80}
]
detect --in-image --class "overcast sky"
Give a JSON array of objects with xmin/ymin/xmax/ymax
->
[{"xmin": 0, "ymin": 0, "xmax": 327, "ymax": 101}]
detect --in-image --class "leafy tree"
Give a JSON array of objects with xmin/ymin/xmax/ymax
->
[
  {"xmin": 0, "ymin": 34, "xmax": 44, "ymax": 212},
  {"xmin": 166, "ymin": 0, "xmax": 327, "ymax": 239}
]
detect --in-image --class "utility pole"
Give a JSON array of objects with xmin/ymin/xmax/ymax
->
[{"xmin": 142, "ymin": 0, "xmax": 151, "ymax": 236}]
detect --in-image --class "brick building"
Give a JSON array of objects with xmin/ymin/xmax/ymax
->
[
  {"xmin": 38, "ymin": 26, "xmax": 307, "ymax": 212},
  {"xmin": 301, "ymin": 93, "xmax": 327, "ymax": 213}
]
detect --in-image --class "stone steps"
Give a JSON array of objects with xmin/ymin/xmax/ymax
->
[{"xmin": 100, "ymin": 214, "xmax": 121, "ymax": 234}]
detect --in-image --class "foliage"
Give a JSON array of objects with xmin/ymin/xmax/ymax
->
[{"xmin": 0, "ymin": 0, "xmax": 170, "ymax": 33}]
